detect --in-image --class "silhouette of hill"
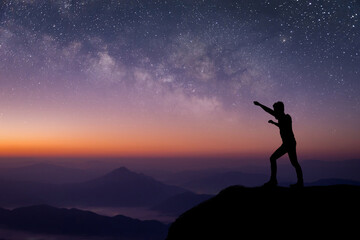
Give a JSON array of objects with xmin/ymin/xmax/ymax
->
[
  {"xmin": 0, "ymin": 167, "xmax": 187, "ymax": 207},
  {"xmin": 152, "ymin": 192, "xmax": 213, "ymax": 216},
  {"xmin": 306, "ymin": 178, "xmax": 360, "ymax": 186},
  {"xmin": 157, "ymin": 159, "xmax": 360, "ymax": 193},
  {"xmin": 0, "ymin": 163, "xmax": 98, "ymax": 184},
  {"xmin": 166, "ymin": 185, "xmax": 360, "ymax": 239},
  {"xmin": 179, "ymin": 171, "xmax": 268, "ymax": 194},
  {"xmin": 277, "ymin": 159, "xmax": 360, "ymax": 182},
  {"xmin": 157, "ymin": 169, "xmax": 268, "ymax": 193},
  {"xmin": 0, "ymin": 205, "xmax": 168, "ymax": 240},
  {"xmin": 236, "ymin": 159, "xmax": 360, "ymax": 183}
]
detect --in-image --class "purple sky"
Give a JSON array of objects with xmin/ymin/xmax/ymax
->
[{"xmin": 0, "ymin": 1, "xmax": 359, "ymax": 167}]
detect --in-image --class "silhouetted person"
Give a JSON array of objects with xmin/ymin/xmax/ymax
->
[{"xmin": 254, "ymin": 101, "xmax": 304, "ymax": 188}]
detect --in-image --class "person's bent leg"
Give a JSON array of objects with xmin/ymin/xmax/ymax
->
[{"xmin": 264, "ymin": 145, "xmax": 287, "ymax": 186}]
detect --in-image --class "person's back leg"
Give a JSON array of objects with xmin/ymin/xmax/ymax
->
[
  {"xmin": 264, "ymin": 145, "xmax": 287, "ymax": 186},
  {"xmin": 288, "ymin": 145, "xmax": 304, "ymax": 187}
]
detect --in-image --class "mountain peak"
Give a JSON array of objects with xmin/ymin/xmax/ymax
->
[
  {"xmin": 91, "ymin": 166, "xmax": 143, "ymax": 183},
  {"xmin": 105, "ymin": 167, "xmax": 139, "ymax": 178}
]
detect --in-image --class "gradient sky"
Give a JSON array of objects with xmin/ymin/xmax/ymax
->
[{"xmin": 0, "ymin": 0, "xmax": 359, "ymax": 164}]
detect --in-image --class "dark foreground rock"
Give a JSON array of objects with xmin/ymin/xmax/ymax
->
[{"xmin": 167, "ymin": 185, "xmax": 360, "ymax": 239}]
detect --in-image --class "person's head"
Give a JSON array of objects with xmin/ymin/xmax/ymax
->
[{"xmin": 273, "ymin": 101, "xmax": 284, "ymax": 117}]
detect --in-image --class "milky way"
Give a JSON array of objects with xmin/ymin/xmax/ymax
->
[{"xmin": 0, "ymin": 0, "xmax": 359, "ymax": 160}]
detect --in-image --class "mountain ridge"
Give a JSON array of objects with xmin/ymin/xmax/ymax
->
[
  {"xmin": 0, "ymin": 204, "xmax": 168, "ymax": 239},
  {"xmin": 0, "ymin": 166, "xmax": 187, "ymax": 207}
]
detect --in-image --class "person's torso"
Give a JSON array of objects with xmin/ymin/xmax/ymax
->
[{"xmin": 278, "ymin": 114, "xmax": 296, "ymax": 143}]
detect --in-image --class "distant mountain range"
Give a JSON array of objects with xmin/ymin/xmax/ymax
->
[
  {"xmin": 178, "ymin": 171, "xmax": 268, "ymax": 194},
  {"xmin": 306, "ymin": 178, "xmax": 360, "ymax": 186},
  {"xmin": 167, "ymin": 185, "xmax": 360, "ymax": 240},
  {"xmin": 268, "ymin": 159, "xmax": 360, "ymax": 182},
  {"xmin": 0, "ymin": 204, "xmax": 168, "ymax": 240},
  {"xmin": 0, "ymin": 161, "xmax": 360, "ymax": 240},
  {"xmin": 1, "ymin": 160, "xmax": 360, "ymax": 211},
  {"xmin": 159, "ymin": 159, "xmax": 360, "ymax": 193},
  {"xmin": 0, "ymin": 167, "xmax": 186, "ymax": 208},
  {"xmin": 64, "ymin": 167, "xmax": 187, "ymax": 207}
]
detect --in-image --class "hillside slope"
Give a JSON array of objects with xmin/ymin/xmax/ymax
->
[
  {"xmin": 167, "ymin": 185, "xmax": 360, "ymax": 239},
  {"xmin": 0, "ymin": 205, "xmax": 168, "ymax": 240}
]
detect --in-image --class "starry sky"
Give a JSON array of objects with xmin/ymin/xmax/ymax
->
[{"xmin": 0, "ymin": 0, "xmax": 359, "ymax": 165}]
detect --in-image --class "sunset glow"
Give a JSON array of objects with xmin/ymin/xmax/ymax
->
[{"xmin": 0, "ymin": 0, "xmax": 359, "ymax": 166}]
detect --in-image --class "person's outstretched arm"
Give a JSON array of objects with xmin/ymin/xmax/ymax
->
[
  {"xmin": 268, "ymin": 120, "xmax": 279, "ymax": 127},
  {"xmin": 253, "ymin": 101, "xmax": 275, "ymax": 116}
]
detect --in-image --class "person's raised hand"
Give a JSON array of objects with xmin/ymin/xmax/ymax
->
[{"xmin": 253, "ymin": 101, "xmax": 260, "ymax": 106}]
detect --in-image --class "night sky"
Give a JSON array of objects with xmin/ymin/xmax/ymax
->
[{"xmin": 0, "ymin": 1, "xmax": 359, "ymax": 164}]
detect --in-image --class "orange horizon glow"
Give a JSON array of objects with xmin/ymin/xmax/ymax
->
[
  {"xmin": 0, "ymin": 113, "xmax": 359, "ymax": 160},
  {"xmin": 0, "ymin": 94, "xmax": 359, "ymax": 162}
]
